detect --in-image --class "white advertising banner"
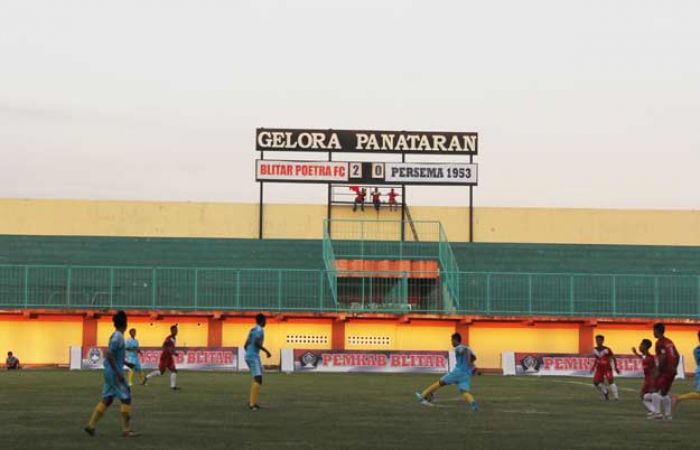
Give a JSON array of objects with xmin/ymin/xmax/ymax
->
[
  {"xmin": 283, "ymin": 349, "xmax": 450, "ymax": 373},
  {"xmin": 502, "ymin": 352, "xmax": 685, "ymax": 379},
  {"xmin": 384, "ymin": 163, "xmax": 477, "ymax": 185},
  {"xmin": 256, "ymin": 160, "xmax": 349, "ymax": 182}
]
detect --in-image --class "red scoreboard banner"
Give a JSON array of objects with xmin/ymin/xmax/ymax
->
[
  {"xmin": 256, "ymin": 160, "xmax": 349, "ymax": 182},
  {"xmin": 291, "ymin": 349, "xmax": 449, "ymax": 373},
  {"xmin": 81, "ymin": 347, "xmax": 238, "ymax": 371}
]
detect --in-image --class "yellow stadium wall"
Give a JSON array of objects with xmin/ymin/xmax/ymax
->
[
  {"xmin": 469, "ymin": 324, "xmax": 580, "ymax": 369},
  {"xmin": 2, "ymin": 314, "xmax": 698, "ymax": 371},
  {"xmin": 96, "ymin": 316, "xmax": 209, "ymax": 349},
  {"xmin": 222, "ymin": 318, "xmax": 334, "ymax": 366},
  {"xmin": 344, "ymin": 319, "xmax": 455, "ymax": 351},
  {"xmin": 0, "ymin": 316, "xmax": 83, "ymax": 365},
  {"xmin": 596, "ymin": 325, "xmax": 699, "ymax": 373},
  {"xmin": 2, "ymin": 198, "xmax": 700, "ymax": 245}
]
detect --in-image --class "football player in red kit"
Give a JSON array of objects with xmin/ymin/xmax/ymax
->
[
  {"xmin": 143, "ymin": 325, "xmax": 180, "ymax": 390},
  {"xmin": 649, "ymin": 323, "xmax": 679, "ymax": 420},
  {"xmin": 590, "ymin": 335, "xmax": 620, "ymax": 400},
  {"xmin": 632, "ymin": 338, "xmax": 656, "ymax": 414}
]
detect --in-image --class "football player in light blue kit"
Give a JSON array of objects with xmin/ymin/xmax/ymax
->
[
  {"xmin": 125, "ymin": 328, "xmax": 144, "ymax": 387},
  {"xmin": 245, "ymin": 313, "xmax": 271, "ymax": 411},
  {"xmin": 416, "ymin": 332, "xmax": 479, "ymax": 411},
  {"xmin": 85, "ymin": 310, "xmax": 137, "ymax": 437},
  {"xmin": 673, "ymin": 330, "xmax": 700, "ymax": 407}
]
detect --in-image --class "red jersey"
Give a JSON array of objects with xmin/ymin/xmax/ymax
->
[
  {"xmin": 162, "ymin": 335, "xmax": 176, "ymax": 358},
  {"xmin": 655, "ymin": 336, "xmax": 678, "ymax": 374},
  {"xmin": 593, "ymin": 346, "xmax": 614, "ymax": 369},
  {"xmin": 388, "ymin": 192, "xmax": 398, "ymax": 203},
  {"xmin": 642, "ymin": 354, "xmax": 656, "ymax": 377},
  {"xmin": 371, "ymin": 192, "xmax": 380, "ymax": 202}
]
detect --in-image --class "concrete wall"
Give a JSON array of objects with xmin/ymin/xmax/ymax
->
[
  {"xmin": 4, "ymin": 314, "xmax": 697, "ymax": 373},
  {"xmin": 1, "ymin": 198, "xmax": 700, "ymax": 244}
]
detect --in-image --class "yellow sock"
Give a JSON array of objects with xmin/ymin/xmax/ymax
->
[
  {"xmin": 119, "ymin": 404, "xmax": 132, "ymax": 432},
  {"xmin": 678, "ymin": 391, "xmax": 700, "ymax": 401},
  {"xmin": 138, "ymin": 371, "xmax": 146, "ymax": 384},
  {"xmin": 421, "ymin": 381, "xmax": 442, "ymax": 398},
  {"xmin": 461, "ymin": 392, "xmax": 475, "ymax": 404},
  {"xmin": 87, "ymin": 402, "xmax": 107, "ymax": 429},
  {"xmin": 249, "ymin": 381, "xmax": 261, "ymax": 406},
  {"xmin": 128, "ymin": 370, "xmax": 134, "ymax": 386}
]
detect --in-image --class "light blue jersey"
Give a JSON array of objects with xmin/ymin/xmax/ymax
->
[
  {"xmin": 101, "ymin": 330, "xmax": 130, "ymax": 401},
  {"xmin": 245, "ymin": 325, "xmax": 264, "ymax": 358},
  {"xmin": 244, "ymin": 325, "xmax": 264, "ymax": 377},
  {"xmin": 454, "ymin": 344, "xmax": 473, "ymax": 372},
  {"xmin": 440, "ymin": 344, "xmax": 473, "ymax": 392},
  {"xmin": 104, "ymin": 331, "xmax": 126, "ymax": 376},
  {"xmin": 125, "ymin": 338, "xmax": 140, "ymax": 364},
  {"xmin": 694, "ymin": 345, "xmax": 700, "ymax": 391}
]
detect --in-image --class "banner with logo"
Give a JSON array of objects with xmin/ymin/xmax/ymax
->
[
  {"xmin": 287, "ymin": 349, "xmax": 450, "ymax": 373},
  {"xmin": 502, "ymin": 352, "xmax": 685, "ymax": 378},
  {"xmin": 81, "ymin": 346, "xmax": 238, "ymax": 371}
]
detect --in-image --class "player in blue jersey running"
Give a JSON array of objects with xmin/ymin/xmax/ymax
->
[
  {"xmin": 244, "ymin": 314, "xmax": 271, "ymax": 411},
  {"xmin": 415, "ymin": 333, "xmax": 479, "ymax": 411},
  {"xmin": 84, "ymin": 310, "xmax": 137, "ymax": 437},
  {"xmin": 673, "ymin": 331, "xmax": 700, "ymax": 408},
  {"xmin": 125, "ymin": 328, "xmax": 145, "ymax": 387}
]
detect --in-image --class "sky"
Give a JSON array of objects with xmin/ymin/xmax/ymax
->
[{"xmin": 1, "ymin": 0, "xmax": 699, "ymax": 209}]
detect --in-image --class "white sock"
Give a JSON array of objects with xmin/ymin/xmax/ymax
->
[
  {"xmin": 662, "ymin": 396, "xmax": 672, "ymax": 416},
  {"xmin": 595, "ymin": 384, "xmax": 608, "ymax": 397},
  {"xmin": 170, "ymin": 372, "xmax": 177, "ymax": 388},
  {"xmin": 651, "ymin": 393, "xmax": 662, "ymax": 413},
  {"xmin": 642, "ymin": 394, "xmax": 655, "ymax": 412},
  {"xmin": 609, "ymin": 384, "xmax": 619, "ymax": 400},
  {"xmin": 146, "ymin": 370, "xmax": 160, "ymax": 379}
]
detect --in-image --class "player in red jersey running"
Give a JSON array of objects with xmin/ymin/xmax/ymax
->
[
  {"xmin": 632, "ymin": 338, "xmax": 656, "ymax": 414},
  {"xmin": 649, "ymin": 322, "xmax": 679, "ymax": 419},
  {"xmin": 144, "ymin": 325, "xmax": 180, "ymax": 390},
  {"xmin": 590, "ymin": 335, "xmax": 620, "ymax": 400}
]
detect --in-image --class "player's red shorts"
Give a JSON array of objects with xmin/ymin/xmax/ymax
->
[
  {"xmin": 640, "ymin": 377, "xmax": 655, "ymax": 395},
  {"xmin": 654, "ymin": 372, "xmax": 676, "ymax": 394},
  {"xmin": 593, "ymin": 366, "xmax": 614, "ymax": 384},
  {"xmin": 159, "ymin": 354, "xmax": 176, "ymax": 372}
]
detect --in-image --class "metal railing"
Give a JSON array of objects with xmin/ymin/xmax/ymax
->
[
  {"xmin": 1, "ymin": 264, "xmax": 699, "ymax": 318},
  {"xmin": 322, "ymin": 219, "xmax": 462, "ymax": 311}
]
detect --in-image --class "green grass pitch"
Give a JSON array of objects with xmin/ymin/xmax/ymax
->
[{"xmin": 1, "ymin": 370, "xmax": 698, "ymax": 450}]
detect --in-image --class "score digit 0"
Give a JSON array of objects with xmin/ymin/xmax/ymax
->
[{"xmin": 371, "ymin": 163, "xmax": 385, "ymax": 179}]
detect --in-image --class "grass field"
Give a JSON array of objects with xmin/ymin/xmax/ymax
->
[{"xmin": 1, "ymin": 370, "xmax": 698, "ymax": 450}]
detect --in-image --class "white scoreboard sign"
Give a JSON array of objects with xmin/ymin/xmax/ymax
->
[
  {"xmin": 256, "ymin": 160, "xmax": 477, "ymax": 185},
  {"xmin": 384, "ymin": 163, "xmax": 477, "ymax": 185},
  {"xmin": 256, "ymin": 160, "xmax": 349, "ymax": 182}
]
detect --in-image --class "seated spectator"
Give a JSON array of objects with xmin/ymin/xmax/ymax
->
[
  {"xmin": 6, "ymin": 351, "xmax": 20, "ymax": 370},
  {"xmin": 353, "ymin": 188, "xmax": 366, "ymax": 212},
  {"xmin": 371, "ymin": 188, "xmax": 381, "ymax": 211},
  {"xmin": 388, "ymin": 188, "xmax": 399, "ymax": 211}
]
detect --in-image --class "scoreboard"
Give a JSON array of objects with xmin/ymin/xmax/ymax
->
[{"xmin": 256, "ymin": 160, "xmax": 478, "ymax": 186}]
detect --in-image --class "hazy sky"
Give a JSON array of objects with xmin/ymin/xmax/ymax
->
[{"xmin": 1, "ymin": 1, "xmax": 699, "ymax": 208}]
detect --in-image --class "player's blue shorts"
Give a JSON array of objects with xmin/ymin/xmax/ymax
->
[
  {"xmin": 245, "ymin": 355, "xmax": 263, "ymax": 378},
  {"xmin": 694, "ymin": 371, "xmax": 700, "ymax": 391},
  {"xmin": 127, "ymin": 358, "xmax": 142, "ymax": 371},
  {"xmin": 102, "ymin": 371, "xmax": 131, "ymax": 401},
  {"xmin": 441, "ymin": 369, "xmax": 471, "ymax": 392}
]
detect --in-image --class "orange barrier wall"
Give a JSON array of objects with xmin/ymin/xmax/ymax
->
[{"xmin": 3, "ymin": 312, "xmax": 698, "ymax": 372}]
